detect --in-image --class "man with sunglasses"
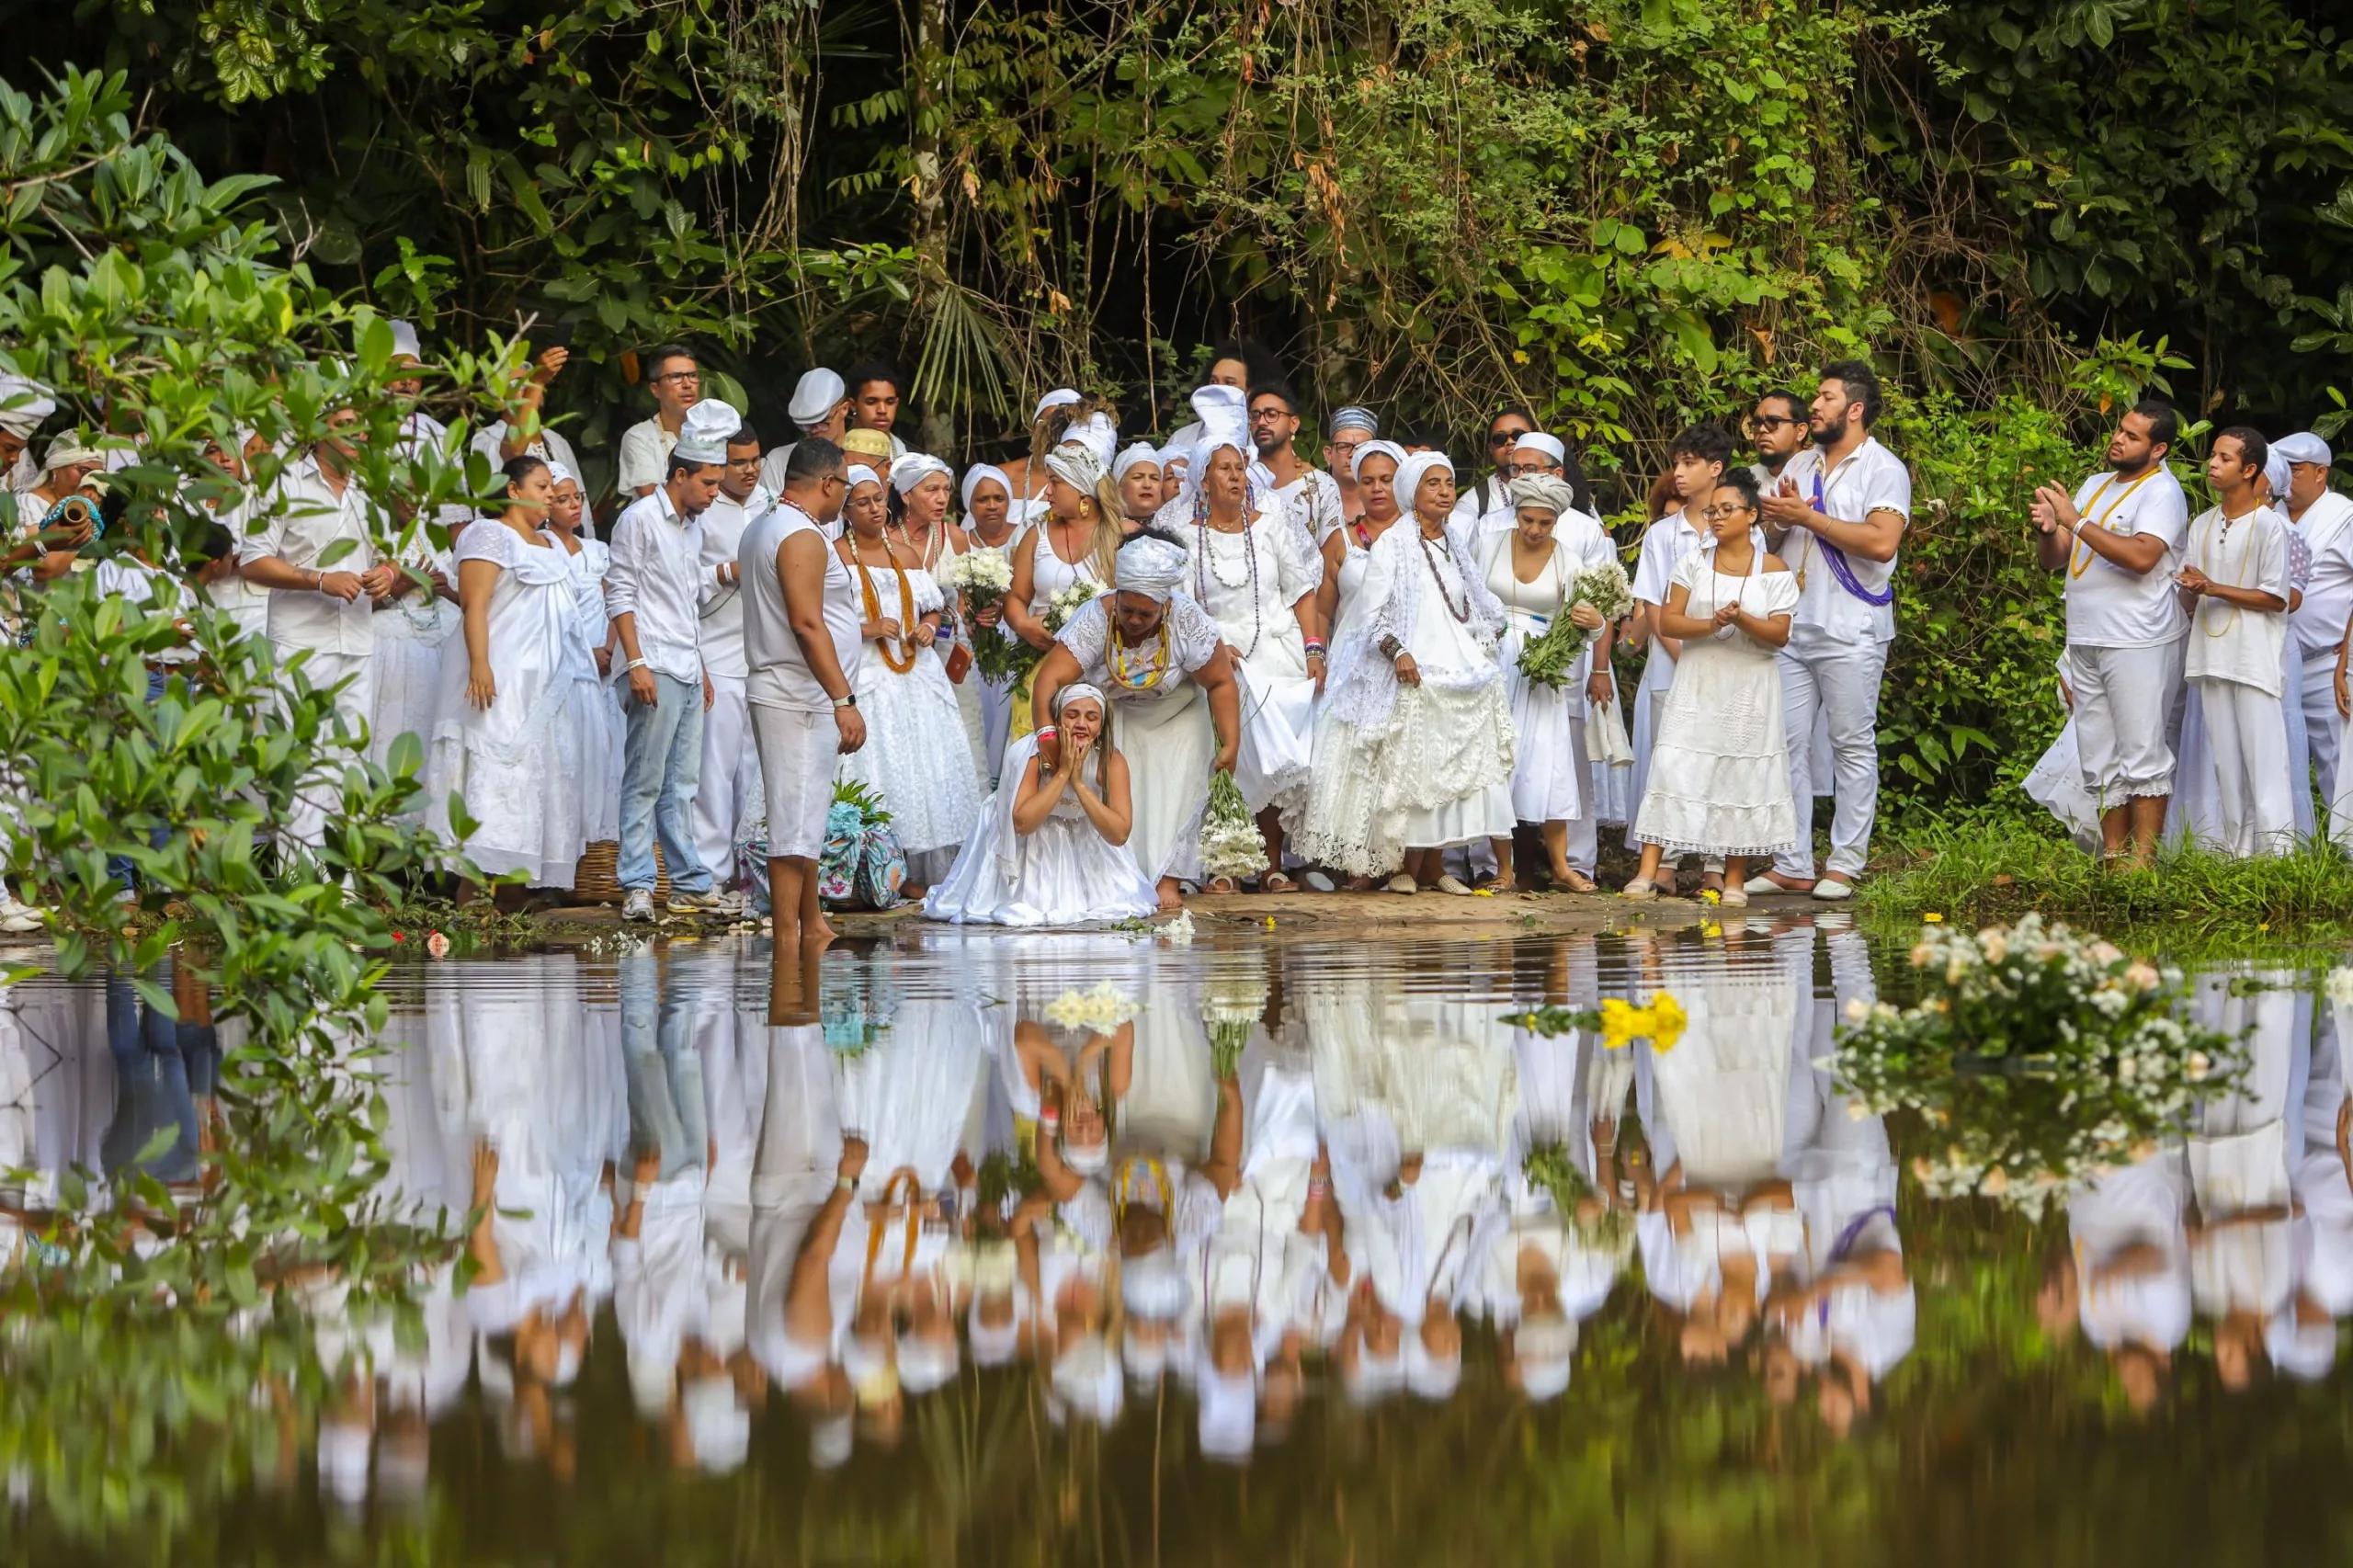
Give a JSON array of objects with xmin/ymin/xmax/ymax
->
[
  {"xmin": 620, "ymin": 344, "xmax": 705, "ymax": 498},
  {"xmin": 1747, "ymin": 391, "xmax": 1808, "ymax": 487},
  {"xmin": 1453, "ymin": 404, "xmax": 1539, "ymax": 527}
]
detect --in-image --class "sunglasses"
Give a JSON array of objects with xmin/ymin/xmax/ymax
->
[
  {"xmin": 1749, "ymin": 415, "xmax": 1802, "ymax": 432},
  {"xmin": 1699, "ymin": 502, "xmax": 1756, "ymax": 521},
  {"xmin": 1488, "ymin": 428, "xmax": 1533, "ymax": 447}
]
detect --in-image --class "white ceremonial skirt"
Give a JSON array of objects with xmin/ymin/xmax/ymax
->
[
  {"xmin": 1500, "ymin": 626, "xmax": 1584, "ymax": 824},
  {"xmin": 923, "ymin": 735, "xmax": 1160, "ymax": 927},
  {"xmin": 1232, "ymin": 659, "xmax": 1317, "ymax": 824},
  {"xmin": 370, "ymin": 610, "xmax": 458, "ymax": 817},
  {"xmin": 1110, "ymin": 681, "xmax": 1214, "ymax": 883},
  {"xmin": 1631, "ymin": 637, "xmax": 1797, "ymax": 859},
  {"xmin": 1380, "ymin": 681, "xmax": 1516, "ymax": 852},
  {"xmin": 2021, "ymin": 719, "xmax": 2104, "ymax": 853},
  {"xmin": 837, "ymin": 647, "xmax": 986, "ymax": 859}
]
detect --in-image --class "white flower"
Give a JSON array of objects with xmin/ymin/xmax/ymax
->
[
  {"xmin": 1044, "ymin": 980, "xmax": 1143, "ymax": 1031},
  {"xmin": 1158, "ymin": 909, "xmax": 1196, "ymax": 947},
  {"xmin": 2326, "ymin": 966, "xmax": 2353, "ymax": 1008},
  {"xmin": 1843, "ymin": 997, "xmax": 1872, "ymax": 1025}
]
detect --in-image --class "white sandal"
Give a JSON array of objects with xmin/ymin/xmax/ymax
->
[
  {"xmin": 1385, "ymin": 874, "xmax": 1419, "ymax": 894},
  {"xmin": 1435, "ymin": 875, "xmax": 1473, "ymax": 896},
  {"xmin": 1620, "ymin": 878, "xmax": 1658, "ymax": 902}
]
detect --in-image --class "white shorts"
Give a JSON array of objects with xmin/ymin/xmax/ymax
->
[{"xmin": 751, "ymin": 703, "xmax": 838, "ymax": 860}]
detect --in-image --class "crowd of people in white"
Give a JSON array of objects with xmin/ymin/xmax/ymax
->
[{"xmin": 6, "ymin": 329, "xmax": 2351, "ymax": 937}]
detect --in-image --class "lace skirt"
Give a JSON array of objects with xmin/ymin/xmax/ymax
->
[{"xmin": 1630, "ymin": 640, "xmax": 1796, "ymax": 858}]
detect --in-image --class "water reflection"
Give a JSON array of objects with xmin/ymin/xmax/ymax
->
[{"xmin": 10, "ymin": 920, "xmax": 2353, "ymax": 1558}]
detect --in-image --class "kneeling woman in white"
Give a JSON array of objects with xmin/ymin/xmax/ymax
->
[
  {"xmin": 428, "ymin": 457, "xmax": 593, "ymax": 890},
  {"xmin": 924, "ymin": 684, "xmax": 1158, "ymax": 926},
  {"xmin": 1624, "ymin": 473, "xmax": 1797, "ymax": 906}
]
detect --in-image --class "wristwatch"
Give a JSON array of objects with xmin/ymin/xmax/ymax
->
[{"xmin": 832, "ymin": 692, "xmax": 858, "ymax": 709}]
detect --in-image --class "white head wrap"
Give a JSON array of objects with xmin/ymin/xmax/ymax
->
[
  {"xmin": 1404, "ymin": 1332, "xmax": 1462, "ymax": 1402},
  {"xmin": 811, "ymin": 1413, "xmax": 854, "ymax": 1470},
  {"xmin": 1123, "ymin": 1332, "xmax": 1169, "ymax": 1386},
  {"xmin": 1513, "ymin": 431, "xmax": 1567, "ymax": 465},
  {"xmin": 1509, "ymin": 472, "xmax": 1578, "ymax": 518},
  {"xmin": 961, "ymin": 462, "xmax": 1011, "ymax": 516},
  {"xmin": 1043, "ymin": 440, "xmax": 1107, "ymax": 497},
  {"xmin": 789, "ymin": 368, "xmax": 847, "ymax": 425},
  {"xmin": 891, "ymin": 452, "xmax": 952, "ymax": 497},
  {"xmin": 1115, "ymin": 534, "xmax": 1188, "ymax": 600},
  {"xmin": 2275, "ymin": 431, "xmax": 2333, "ymax": 470},
  {"xmin": 1113, "ymin": 443, "xmax": 1162, "ymax": 483},
  {"xmin": 1515, "ymin": 1315, "xmax": 1577, "ymax": 1403},
  {"xmin": 545, "ymin": 460, "xmax": 580, "ymax": 489},
  {"xmin": 1052, "ymin": 681, "xmax": 1108, "ymax": 720},
  {"xmin": 1120, "ymin": 1246, "xmax": 1188, "ymax": 1321},
  {"xmin": 41, "ymin": 435, "xmax": 104, "ymax": 473},
  {"xmin": 671, "ymin": 399, "xmax": 743, "ymax": 465},
  {"xmin": 1188, "ymin": 384, "xmax": 1250, "ymax": 463},
  {"xmin": 1351, "ymin": 439, "xmax": 1406, "ymax": 482},
  {"xmin": 845, "ymin": 464, "xmax": 882, "ymax": 494},
  {"xmin": 682, "ymin": 1377, "xmax": 752, "ymax": 1473},
  {"xmin": 0, "ymin": 374, "xmax": 56, "ymax": 437},
  {"xmin": 629, "ymin": 1346, "xmax": 676, "ymax": 1417},
  {"xmin": 896, "ymin": 1332, "xmax": 960, "ymax": 1395},
  {"xmin": 1198, "ymin": 1369, "xmax": 1256, "ymax": 1461},
  {"xmin": 2268, "ymin": 1306, "xmax": 2337, "ymax": 1383},
  {"xmin": 1033, "ymin": 388, "xmax": 1083, "ymax": 424},
  {"xmin": 1392, "ymin": 450, "xmax": 1457, "ymax": 518},
  {"xmin": 387, "ymin": 318, "xmax": 423, "ymax": 362},
  {"xmin": 2264, "ymin": 445, "xmax": 2292, "ymax": 504},
  {"xmin": 1051, "ymin": 1335, "xmax": 1124, "ymax": 1426},
  {"xmin": 1342, "ymin": 1341, "xmax": 1404, "ymax": 1407},
  {"xmin": 1060, "ymin": 1131, "xmax": 1108, "ymax": 1176}
]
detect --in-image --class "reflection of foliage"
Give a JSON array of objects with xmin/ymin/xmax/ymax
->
[
  {"xmin": 1836, "ymin": 915, "xmax": 2240, "ymax": 1215},
  {"xmin": 1520, "ymin": 1142, "xmax": 1631, "ymax": 1254},
  {"xmin": 975, "ymin": 1150, "xmax": 1042, "ymax": 1211}
]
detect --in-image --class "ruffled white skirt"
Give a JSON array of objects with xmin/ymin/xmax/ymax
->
[
  {"xmin": 837, "ymin": 648, "xmax": 986, "ymax": 858},
  {"xmin": 923, "ymin": 736, "xmax": 1160, "ymax": 926},
  {"xmin": 1631, "ymin": 639, "xmax": 1795, "ymax": 858},
  {"xmin": 1109, "ymin": 681, "xmax": 1213, "ymax": 883}
]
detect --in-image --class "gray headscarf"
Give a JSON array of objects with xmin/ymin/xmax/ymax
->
[{"xmin": 1508, "ymin": 472, "xmax": 1579, "ymax": 518}]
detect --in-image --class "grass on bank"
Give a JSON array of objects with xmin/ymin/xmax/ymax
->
[{"xmin": 1859, "ymin": 817, "xmax": 2353, "ymax": 934}]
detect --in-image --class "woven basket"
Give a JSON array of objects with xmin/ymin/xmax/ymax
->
[{"xmin": 572, "ymin": 840, "xmax": 671, "ymax": 905}]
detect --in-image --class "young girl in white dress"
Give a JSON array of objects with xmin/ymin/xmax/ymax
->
[
  {"xmin": 1480, "ymin": 473, "xmax": 1615, "ymax": 891},
  {"xmin": 427, "ymin": 457, "xmax": 592, "ymax": 891},
  {"xmin": 1624, "ymin": 472, "xmax": 1798, "ymax": 905},
  {"xmin": 1179, "ymin": 437, "xmax": 1323, "ymax": 886},
  {"xmin": 833, "ymin": 466, "xmax": 986, "ymax": 891},
  {"xmin": 923, "ymin": 683, "xmax": 1158, "ymax": 926},
  {"xmin": 542, "ymin": 462, "xmax": 622, "ymax": 846}
]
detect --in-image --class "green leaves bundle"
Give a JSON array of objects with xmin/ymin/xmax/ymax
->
[{"xmin": 1516, "ymin": 558, "xmax": 1632, "ymax": 691}]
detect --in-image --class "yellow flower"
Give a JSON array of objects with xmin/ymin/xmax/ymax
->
[
  {"xmin": 1923, "ymin": 913, "xmax": 1945, "ymax": 925},
  {"xmin": 1645, "ymin": 991, "xmax": 1688, "ymax": 1052},
  {"xmin": 1472, "ymin": 887, "xmax": 1496, "ymax": 898},
  {"xmin": 1264, "ymin": 916, "xmax": 1277, "ymax": 929},
  {"xmin": 1699, "ymin": 919, "xmax": 1722, "ymax": 938},
  {"xmin": 1598, "ymin": 998, "xmax": 1645, "ymax": 1051},
  {"xmin": 1699, "ymin": 887, "xmax": 1721, "ymax": 905}
]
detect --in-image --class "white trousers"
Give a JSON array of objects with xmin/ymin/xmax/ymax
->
[
  {"xmin": 2302, "ymin": 647, "xmax": 2345, "ymax": 809},
  {"xmin": 694, "ymin": 672, "xmax": 763, "ymax": 886},
  {"xmin": 2064, "ymin": 640, "xmax": 2185, "ymax": 808},
  {"xmin": 2194, "ymin": 676, "xmax": 2295, "ymax": 858},
  {"xmin": 1772, "ymin": 638, "xmax": 1888, "ymax": 881},
  {"xmin": 277, "ymin": 647, "xmax": 376, "ymax": 853}
]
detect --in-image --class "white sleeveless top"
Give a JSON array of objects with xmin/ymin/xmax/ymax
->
[{"xmin": 744, "ymin": 502, "xmax": 862, "ymax": 712}]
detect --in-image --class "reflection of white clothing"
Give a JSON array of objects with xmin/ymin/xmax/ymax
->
[
  {"xmin": 2069, "ymin": 1148, "xmax": 2191, "ymax": 1352},
  {"xmin": 922, "ymin": 734, "xmax": 1158, "ymax": 926}
]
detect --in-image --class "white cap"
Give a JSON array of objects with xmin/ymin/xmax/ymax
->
[
  {"xmin": 1197, "ymin": 1368, "xmax": 1256, "ymax": 1461},
  {"xmin": 790, "ymin": 368, "xmax": 847, "ymax": 426},
  {"xmin": 2276, "ymin": 431, "xmax": 2333, "ymax": 469},
  {"xmin": 1513, "ymin": 432, "xmax": 1567, "ymax": 464},
  {"xmin": 388, "ymin": 319, "xmax": 424, "ymax": 362},
  {"xmin": 0, "ymin": 374, "xmax": 56, "ymax": 437},
  {"xmin": 672, "ymin": 399, "xmax": 744, "ymax": 465},
  {"xmin": 1033, "ymin": 388, "xmax": 1084, "ymax": 423}
]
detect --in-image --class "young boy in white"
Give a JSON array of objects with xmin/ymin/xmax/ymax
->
[
  {"xmin": 2029, "ymin": 400, "xmax": 2190, "ymax": 865},
  {"xmin": 2178, "ymin": 429, "xmax": 2295, "ymax": 857}
]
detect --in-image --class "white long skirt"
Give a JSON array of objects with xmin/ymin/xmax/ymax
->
[
  {"xmin": 922, "ymin": 736, "xmax": 1160, "ymax": 926},
  {"xmin": 1623, "ymin": 652, "xmax": 1674, "ymax": 849},
  {"xmin": 565, "ymin": 676, "xmax": 625, "ymax": 846},
  {"xmin": 2022, "ymin": 718, "xmax": 2104, "ymax": 852},
  {"xmin": 1631, "ymin": 638, "xmax": 1797, "ymax": 860},
  {"xmin": 1500, "ymin": 628, "xmax": 1583, "ymax": 824},
  {"xmin": 1297, "ymin": 703, "xmax": 1395, "ymax": 877},
  {"xmin": 1384, "ymin": 681, "xmax": 1516, "ymax": 851},
  {"xmin": 1232, "ymin": 660, "xmax": 1317, "ymax": 824},
  {"xmin": 1110, "ymin": 681, "xmax": 1213, "ymax": 883},
  {"xmin": 370, "ymin": 613, "xmax": 458, "ymax": 817},
  {"xmin": 837, "ymin": 647, "xmax": 986, "ymax": 860}
]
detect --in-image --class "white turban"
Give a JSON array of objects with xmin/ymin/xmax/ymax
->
[
  {"xmin": 1404, "ymin": 1333, "xmax": 1461, "ymax": 1402},
  {"xmin": 1115, "ymin": 534, "xmax": 1188, "ymax": 600},
  {"xmin": 1066, "ymin": 411, "xmax": 1118, "ymax": 471},
  {"xmin": 1033, "ymin": 387, "xmax": 1083, "ymax": 423},
  {"xmin": 1351, "ymin": 439, "xmax": 1406, "ymax": 482},
  {"xmin": 41, "ymin": 435, "xmax": 104, "ymax": 472},
  {"xmin": 896, "ymin": 1331, "xmax": 960, "ymax": 1395},
  {"xmin": 961, "ymin": 462, "xmax": 1010, "ymax": 515},
  {"xmin": 1509, "ymin": 472, "xmax": 1578, "ymax": 517},
  {"xmin": 1513, "ymin": 431, "xmax": 1567, "ymax": 465},
  {"xmin": 1392, "ymin": 450, "xmax": 1457, "ymax": 517},
  {"xmin": 2276, "ymin": 431, "xmax": 2333, "ymax": 470},
  {"xmin": 2264, "ymin": 446, "xmax": 2292, "ymax": 504},
  {"xmin": 545, "ymin": 460, "xmax": 580, "ymax": 489},
  {"xmin": 2268, "ymin": 1306, "xmax": 2338, "ymax": 1383},
  {"xmin": 671, "ymin": 399, "xmax": 743, "ymax": 465},
  {"xmin": 0, "ymin": 373, "xmax": 56, "ymax": 437},
  {"xmin": 682, "ymin": 1378, "xmax": 752, "ymax": 1474},
  {"xmin": 1120, "ymin": 1246, "xmax": 1188, "ymax": 1321},
  {"xmin": 1051, "ymin": 1335, "xmax": 1124, "ymax": 1426},
  {"xmin": 1198, "ymin": 1369, "xmax": 1256, "ymax": 1461},
  {"xmin": 789, "ymin": 367, "xmax": 847, "ymax": 425},
  {"xmin": 846, "ymin": 464, "xmax": 881, "ymax": 493},
  {"xmin": 1188, "ymin": 384, "xmax": 1250, "ymax": 464},
  {"xmin": 1112, "ymin": 443, "xmax": 1161, "ymax": 482},
  {"xmin": 891, "ymin": 452, "xmax": 952, "ymax": 496},
  {"xmin": 1514, "ymin": 1314, "xmax": 1577, "ymax": 1403},
  {"xmin": 387, "ymin": 318, "xmax": 423, "ymax": 362},
  {"xmin": 1043, "ymin": 439, "xmax": 1107, "ymax": 497}
]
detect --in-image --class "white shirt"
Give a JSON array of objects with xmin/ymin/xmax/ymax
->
[
  {"xmin": 1631, "ymin": 509, "xmax": 1703, "ymax": 608},
  {"xmin": 244, "ymin": 453, "xmax": 378, "ymax": 656},
  {"xmin": 604, "ymin": 487, "xmax": 706, "ymax": 685},
  {"xmin": 696, "ymin": 483, "xmax": 774, "ymax": 680},
  {"xmin": 743, "ymin": 502, "xmax": 862, "ymax": 712},
  {"xmin": 1777, "ymin": 436, "xmax": 1911, "ymax": 645},
  {"xmin": 92, "ymin": 557, "xmax": 197, "ymax": 664},
  {"xmin": 616, "ymin": 415, "xmax": 677, "ymax": 495},
  {"xmin": 2183, "ymin": 504, "xmax": 2291, "ymax": 696},
  {"xmin": 471, "ymin": 421, "xmax": 583, "ymax": 490},
  {"xmin": 2288, "ymin": 489, "xmax": 2353, "ymax": 658},
  {"xmin": 1272, "ymin": 468, "xmax": 1343, "ymax": 546},
  {"xmin": 2061, "ymin": 464, "xmax": 2191, "ymax": 649}
]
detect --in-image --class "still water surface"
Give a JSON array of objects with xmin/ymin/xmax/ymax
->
[{"xmin": 4, "ymin": 916, "xmax": 2349, "ymax": 1565}]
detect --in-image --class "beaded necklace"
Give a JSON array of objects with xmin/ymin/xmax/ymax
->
[
  {"xmin": 1109, "ymin": 617, "xmax": 1174, "ymax": 690},
  {"xmin": 2196, "ymin": 504, "xmax": 2265, "ymax": 641},
  {"xmin": 1192, "ymin": 492, "xmax": 1265, "ymax": 659},
  {"xmin": 1417, "ymin": 521, "xmax": 1471, "ymax": 623},
  {"xmin": 851, "ymin": 537, "xmax": 920, "ymax": 674}
]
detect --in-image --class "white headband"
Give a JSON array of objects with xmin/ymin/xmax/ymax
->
[
  {"xmin": 891, "ymin": 453, "xmax": 952, "ymax": 496},
  {"xmin": 1054, "ymin": 682, "xmax": 1108, "ymax": 717},
  {"xmin": 961, "ymin": 462, "xmax": 1010, "ymax": 515},
  {"xmin": 846, "ymin": 464, "xmax": 881, "ymax": 492}
]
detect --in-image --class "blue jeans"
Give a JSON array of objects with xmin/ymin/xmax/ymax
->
[
  {"xmin": 619, "ymin": 671, "xmax": 711, "ymax": 893},
  {"xmin": 620, "ymin": 949, "xmax": 709, "ymax": 1182},
  {"xmin": 109, "ymin": 667, "xmax": 174, "ymax": 893},
  {"xmin": 101, "ymin": 963, "xmax": 217, "ymax": 1184}
]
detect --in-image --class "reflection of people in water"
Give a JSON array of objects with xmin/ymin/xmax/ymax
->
[
  {"xmin": 2185, "ymin": 966, "xmax": 2304, "ymax": 1391},
  {"xmin": 2039, "ymin": 1140, "xmax": 2192, "ymax": 1415}
]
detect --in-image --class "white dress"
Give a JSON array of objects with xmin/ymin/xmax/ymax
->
[
  {"xmin": 552, "ymin": 534, "xmax": 624, "ymax": 846},
  {"xmin": 1298, "ymin": 523, "xmax": 1392, "ymax": 874},
  {"xmin": 1481, "ymin": 528, "xmax": 1603, "ymax": 825},
  {"xmin": 835, "ymin": 558, "xmax": 987, "ymax": 874},
  {"xmin": 932, "ymin": 528, "xmax": 995, "ymax": 783},
  {"xmin": 369, "ymin": 534, "xmax": 460, "ymax": 816},
  {"xmin": 1056, "ymin": 594, "xmax": 1223, "ymax": 882},
  {"xmin": 922, "ymin": 734, "xmax": 1159, "ymax": 926},
  {"xmin": 1631, "ymin": 550, "xmax": 1800, "ymax": 859},
  {"xmin": 426, "ymin": 524, "xmax": 593, "ymax": 886},
  {"xmin": 1179, "ymin": 509, "xmax": 1322, "ymax": 822}
]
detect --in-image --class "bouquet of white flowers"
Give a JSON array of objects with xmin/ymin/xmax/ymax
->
[
  {"xmin": 1518, "ymin": 556, "xmax": 1634, "ymax": 691},
  {"xmin": 942, "ymin": 544, "xmax": 1014, "ymax": 609},
  {"xmin": 973, "ymin": 574, "xmax": 1105, "ymax": 687},
  {"xmin": 1833, "ymin": 915, "xmax": 2241, "ymax": 1217},
  {"xmin": 1043, "ymin": 980, "xmax": 1143, "ymax": 1032},
  {"xmin": 1197, "ymin": 767, "xmax": 1269, "ymax": 883}
]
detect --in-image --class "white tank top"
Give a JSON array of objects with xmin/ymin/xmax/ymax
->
[{"xmin": 743, "ymin": 501, "xmax": 863, "ymax": 712}]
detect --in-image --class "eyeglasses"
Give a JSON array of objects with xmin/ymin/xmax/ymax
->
[
  {"xmin": 1504, "ymin": 460, "xmax": 1556, "ymax": 477},
  {"xmin": 652, "ymin": 369, "xmax": 700, "ymax": 385},
  {"xmin": 1329, "ymin": 440, "xmax": 1363, "ymax": 460},
  {"xmin": 1699, "ymin": 503, "xmax": 1755, "ymax": 521},
  {"xmin": 1488, "ymin": 428, "xmax": 1533, "ymax": 447},
  {"xmin": 1749, "ymin": 415, "xmax": 1802, "ymax": 432}
]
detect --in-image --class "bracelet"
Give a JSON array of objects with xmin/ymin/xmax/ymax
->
[
  {"xmin": 1302, "ymin": 636, "xmax": 1325, "ymax": 653},
  {"xmin": 624, "ymin": 657, "xmax": 649, "ymax": 673},
  {"xmin": 1037, "ymin": 726, "xmax": 1058, "ymax": 741},
  {"xmin": 1379, "ymin": 634, "xmax": 1404, "ymax": 662}
]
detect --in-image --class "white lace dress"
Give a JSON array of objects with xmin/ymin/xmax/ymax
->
[
  {"xmin": 835, "ymin": 560, "xmax": 987, "ymax": 875},
  {"xmin": 1056, "ymin": 594, "xmax": 1223, "ymax": 882},
  {"xmin": 1630, "ymin": 549, "xmax": 1800, "ymax": 858},
  {"xmin": 369, "ymin": 534, "xmax": 460, "ymax": 818},
  {"xmin": 1298, "ymin": 524, "xmax": 1390, "ymax": 874},
  {"xmin": 922, "ymin": 734, "xmax": 1159, "ymax": 926},
  {"xmin": 554, "ymin": 534, "xmax": 623, "ymax": 845},
  {"xmin": 426, "ymin": 524, "xmax": 593, "ymax": 885},
  {"xmin": 1180, "ymin": 508, "xmax": 1323, "ymax": 823}
]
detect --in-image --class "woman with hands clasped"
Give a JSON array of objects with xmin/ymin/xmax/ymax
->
[
  {"xmin": 1622, "ymin": 472, "xmax": 1799, "ymax": 905},
  {"xmin": 925, "ymin": 682, "xmax": 1158, "ymax": 926},
  {"xmin": 427, "ymin": 456, "xmax": 594, "ymax": 894}
]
